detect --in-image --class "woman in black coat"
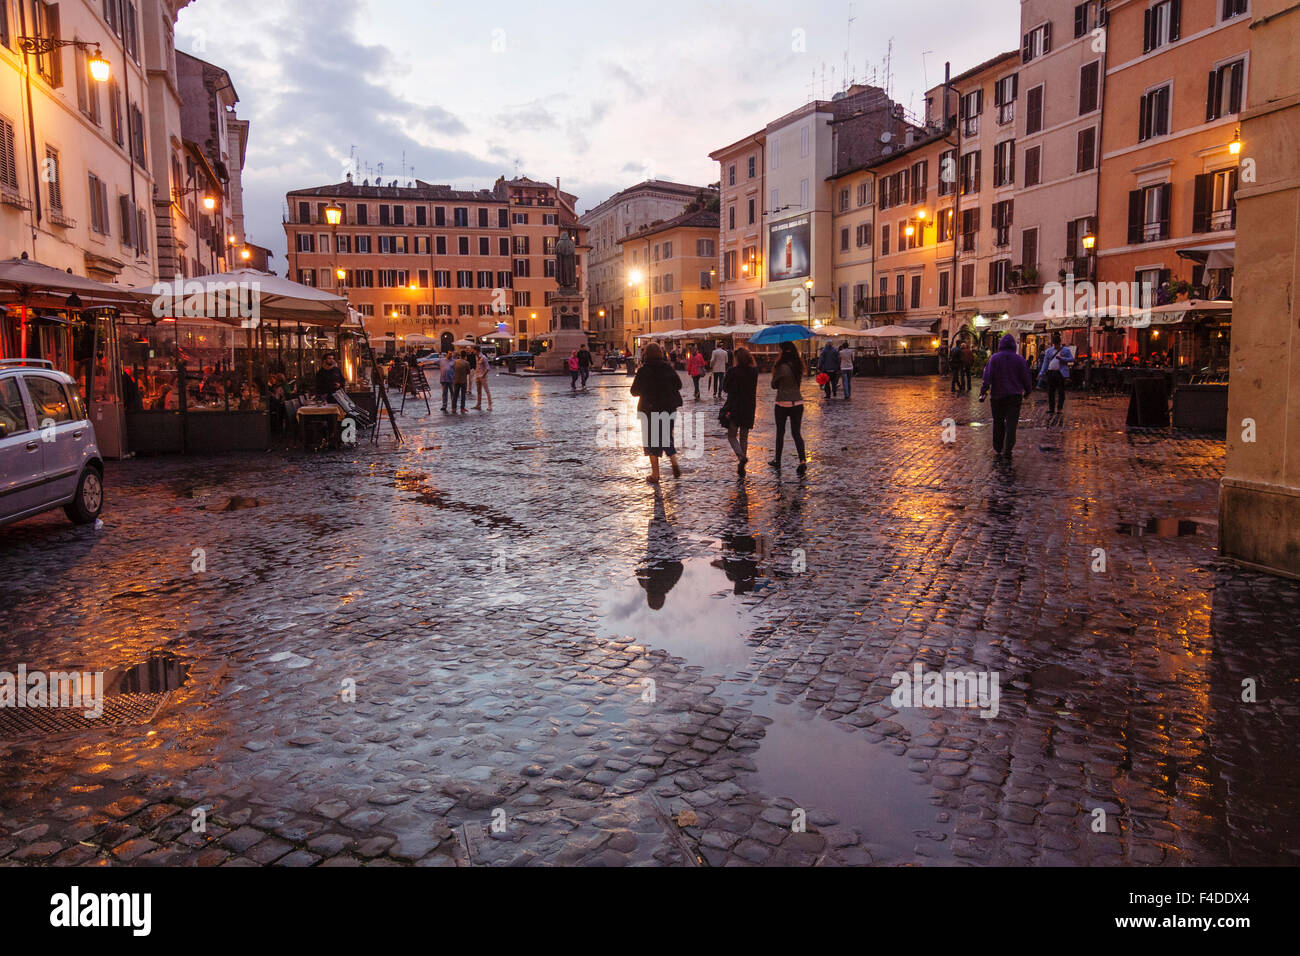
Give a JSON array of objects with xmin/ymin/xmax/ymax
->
[
  {"xmin": 629, "ymin": 342, "xmax": 683, "ymax": 483},
  {"xmin": 721, "ymin": 346, "xmax": 758, "ymax": 475}
]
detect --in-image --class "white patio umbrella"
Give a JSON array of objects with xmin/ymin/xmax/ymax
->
[
  {"xmin": 860, "ymin": 324, "xmax": 936, "ymax": 337},
  {"xmin": 813, "ymin": 324, "xmax": 870, "ymax": 337}
]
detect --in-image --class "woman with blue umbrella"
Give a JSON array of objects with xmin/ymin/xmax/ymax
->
[{"xmin": 767, "ymin": 340, "xmax": 808, "ymax": 474}]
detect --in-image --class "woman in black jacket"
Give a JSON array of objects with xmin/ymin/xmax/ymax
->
[
  {"xmin": 721, "ymin": 347, "xmax": 758, "ymax": 476},
  {"xmin": 629, "ymin": 342, "xmax": 683, "ymax": 483}
]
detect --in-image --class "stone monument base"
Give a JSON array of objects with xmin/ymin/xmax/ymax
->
[{"xmin": 533, "ymin": 329, "xmax": 590, "ymax": 373}]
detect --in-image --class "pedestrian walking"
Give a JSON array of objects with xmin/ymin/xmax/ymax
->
[
  {"xmin": 817, "ymin": 341, "xmax": 839, "ymax": 398},
  {"xmin": 453, "ymin": 350, "xmax": 471, "ymax": 412},
  {"xmin": 577, "ymin": 344, "xmax": 593, "ymax": 390},
  {"xmin": 720, "ymin": 346, "xmax": 758, "ymax": 476},
  {"xmin": 709, "ymin": 341, "xmax": 729, "ymax": 398},
  {"xmin": 838, "ymin": 340, "xmax": 855, "ymax": 399},
  {"xmin": 687, "ymin": 348, "xmax": 706, "ymax": 399},
  {"xmin": 568, "ymin": 349, "xmax": 580, "ymax": 390},
  {"xmin": 979, "ymin": 333, "xmax": 1034, "ymax": 460},
  {"xmin": 1037, "ymin": 331, "xmax": 1074, "ymax": 419},
  {"xmin": 439, "ymin": 350, "xmax": 455, "ymax": 412},
  {"xmin": 768, "ymin": 341, "xmax": 807, "ymax": 474},
  {"xmin": 473, "ymin": 347, "xmax": 493, "ymax": 410},
  {"xmin": 629, "ymin": 342, "xmax": 684, "ymax": 484},
  {"xmin": 959, "ymin": 340, "xmax": 973, "ymax": 392}
]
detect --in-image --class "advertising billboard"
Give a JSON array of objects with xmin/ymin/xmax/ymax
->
[{"xmin": 768, "ymin": 216, "xmax": 811, "ymax": 282}]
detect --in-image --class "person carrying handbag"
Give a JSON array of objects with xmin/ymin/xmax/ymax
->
[{"xmin": 720, "ymin": 347, "xmax": 759, "ymax": 476}]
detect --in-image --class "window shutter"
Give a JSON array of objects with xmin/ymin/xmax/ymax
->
[
  {"xmin": 1138, "ymin": 93, "xmax": 1149, "ymax": 141},
  {"xmin": 1158, "ymin": 183, "xmax": 1172, "ymax": 238},
  {"xmin": 1042, "ymin": 22, "xmax": 1052, "ymax": 54},
  {"xmin": 1075, "ymin": 4, "xmax": 1086, "ymax": 38},
  {"xmin": 1192, "ymin": 173, "xmax": 1211, "ymax": 233},
  {"xmin": 1022, "ymin": 32, "xmax": 1032, "ymax": 63},
  {"xmin": 974, "ymin": 151, "xmax": 982, "ymax": 192},
  {"xmin": 1228, "ymin": 63, "xmax": 1244, "ymax": 114},
  {"xmin": 1127, "ymin": 190, "xmax": 1144, "ymax": 244},
  {"xmin": 1143, "ymin": 9, "xmax": 1153, "ymax": 53},
  {"xmin": 976, "ymin": 89, "xmax": 983, "ymax": 115},
  {"xmin": 1206, "ymin": 70, "xmax": 1219, "ymax": 122},
  {"xmin": 1169, "ymin": 0, "xmax": 1181, "ymax": 41}
]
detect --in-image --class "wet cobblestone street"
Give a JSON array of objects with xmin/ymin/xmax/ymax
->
[{"xmin": 1, "ymin": 373, "xmax": 1297, "ymax": 866}]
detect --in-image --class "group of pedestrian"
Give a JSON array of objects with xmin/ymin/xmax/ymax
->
[
  {"xmin": 567, "ymin": 346, "xmax": 594, "ymax": 391},
  {"xmin": 976, "ymin": 330, "xmax": 1074, "ymax": 459},
  {"xmin": 438, "ymin": 346, "xmax": 492, "ymax": 412},
  {"xmin": 817, "ymin": 341, "xmax": 857, "ymax": 399},
  {"xmin": 629, "ymin": 340, "xmax": 808, "ymax": 483}
]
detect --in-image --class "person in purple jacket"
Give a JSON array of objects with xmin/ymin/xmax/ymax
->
[{"xmin": 979, "ymin": 333, "xmax": 1034, "ymax": 460}]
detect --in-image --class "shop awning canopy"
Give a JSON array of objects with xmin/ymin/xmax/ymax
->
[
  {"xmin": 1177, "ymin": 242, "xmax": 1235, "ymax": 271},
  {"xmin": 0, "ymin": 255, "xmax": 145, "ymax": 311},
  {"xmin": 129, "ymin": 269, "xmax": 349, "ymax": 327}
]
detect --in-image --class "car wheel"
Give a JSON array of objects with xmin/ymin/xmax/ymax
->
[{"xmin": 64, "ymin": 466, "xmax": 104, "ymax": 525}]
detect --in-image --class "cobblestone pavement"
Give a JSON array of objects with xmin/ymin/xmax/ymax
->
[{"xmin": 1, "ymin": 373, "xmax": 1297, "ymax": 867}]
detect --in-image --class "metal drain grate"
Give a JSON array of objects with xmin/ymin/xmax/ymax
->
[{"xmin": 0, "ymin": 690, "xmax": 173, "ymax": 739}]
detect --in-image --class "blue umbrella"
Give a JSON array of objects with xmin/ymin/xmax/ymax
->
[{"xmin": 746, "ymin": 324, "xmax": 814, "ymax": 345}]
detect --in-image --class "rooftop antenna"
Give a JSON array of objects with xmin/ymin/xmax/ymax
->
[
  {"xmin": 921, "ymin": 51, "xmax": 934, "ymax": 94},
  {"xmin": 885, "ymin": 37, "xmax": 895, "ymax": 100},
  {"xmin": 401, "ymin": 151, "xmax": 407, "ymax": 186},
  {"xmin": 844, "ymin": 2, "xmax": 855, "ymax": 88}
]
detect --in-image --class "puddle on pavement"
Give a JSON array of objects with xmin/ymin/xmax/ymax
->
[
  {"xmin": 388, "ymin": 470, "xmax": 520, "ymax": 531},
  {"xmin": 596, "ymin": 555, "xmax": 762, "ymax": 671},
  {"xmin": 1116, "ymin": 517, "xmax": 1202, "ymax": 537},
  {"xmin": 104, "ymin": 654, "xmax": 191, "ymax": 696},
  {"xmin": 751, "ymin": 704, "xmax": 942, "ymax": 861}
]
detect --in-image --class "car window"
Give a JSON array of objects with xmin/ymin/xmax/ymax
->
[
  {"xmin": 0, "ymin": 378, "xmax": 31, "ymax": 435},
  {"xmin": 23, "ymin": 375, "xmax": 75, "ymax": 426},
  {"xmin": 65, "ymin": 380, "xmax": 88, "ymax": 420}
]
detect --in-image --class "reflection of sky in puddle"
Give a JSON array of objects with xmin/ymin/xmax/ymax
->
[
  {"xmin": 752, "ymin": 704, "xmax": 942, "ymax": 862},
  {"xmin": 597, "ymin": 557, "xmax": 757, "ymax": 671}
]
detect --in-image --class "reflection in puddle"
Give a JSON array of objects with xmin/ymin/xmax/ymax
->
[
  {"xmin": 105, "ymin": 654, "xmax": 191, "ymax": 695},
  {"xmin": 1117, "ymin": 518, "xmax": 1202, "ymax": 537},
  {"xmin": 598, "ymin": 557, "xmax": 757, "ymax": 670},
  {"xmin": 751, "ymin": 705, "xmax": 942, "ymax": 862}
]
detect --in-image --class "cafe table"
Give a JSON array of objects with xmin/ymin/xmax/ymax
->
[{"xmin": 297, "ymin": 404, "xmax": 345, "ymax": 451}]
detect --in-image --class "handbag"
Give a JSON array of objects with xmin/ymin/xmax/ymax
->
[{"xmin": 718, "ymin": 405, "xmax": 732, "ymax": 428}]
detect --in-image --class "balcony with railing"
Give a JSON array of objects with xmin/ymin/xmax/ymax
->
[{"xmin": 855, "ymin": 294, "xmax": 906, "ymax": 317}]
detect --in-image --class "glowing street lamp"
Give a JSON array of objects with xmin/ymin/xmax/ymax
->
[
  {"xmin": 1229, "ymin": 129, "xmax": 1242, "ymax": 156},
  {"xmin": 240, "ymin": 247, "xmax": 251, "ymax": 261},
  {"xmin": 1082, "ymin": 234, "xmax": 1097, "ymax": 251},
  {"xmin": 88, "ymin": 47, "xmax": 111, "ymax": 83},
  {"xmin": 324, "ymin": 201, "xmax": 343, "ymax": 226},
  {"xmin": 202, "ymin": 195, "xmax": 216, "ymax": 212}
]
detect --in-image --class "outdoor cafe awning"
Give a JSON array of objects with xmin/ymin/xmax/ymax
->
[
  {"xmin": 128, "ymin": 269, "xmax": 350, "ymax": 327},
  {"xmin": 1177, "ymin": 242, "xmax": 1235, "ymax": 271},
  {"xmin": 0, "ymin": 255, "xmax": 145, "ymax": 312}
]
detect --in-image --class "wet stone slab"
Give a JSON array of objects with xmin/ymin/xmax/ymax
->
[{"xmin": 1, "ymin": 375, "xmax": 1298, "ymax": 866}]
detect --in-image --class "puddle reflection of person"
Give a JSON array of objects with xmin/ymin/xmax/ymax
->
[
  {"xmin": 717, "ymin": 485, "xmax": 763, "ymax": 594},
  {"xmin": 637, "ymin": 487, "xmax": 684, "ymax": 610}
]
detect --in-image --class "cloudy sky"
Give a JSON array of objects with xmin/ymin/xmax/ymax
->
[{"xmin": 175, "ymin": 0, "xmax": 1020, "ymax": 265}]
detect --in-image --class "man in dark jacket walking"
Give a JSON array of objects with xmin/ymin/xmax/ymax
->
[{"xmin": 979, "ymin": 333, "xmax": 1033, "ymax": 460}]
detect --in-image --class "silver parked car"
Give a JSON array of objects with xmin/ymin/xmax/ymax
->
[{"xmin": 0, "ymin": 360, "xmax": 104, "ymax": 528}]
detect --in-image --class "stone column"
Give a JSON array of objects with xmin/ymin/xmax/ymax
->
[{"xmin": 1219, "ymin": 0, "xmax": 1300, "ymax": 578}]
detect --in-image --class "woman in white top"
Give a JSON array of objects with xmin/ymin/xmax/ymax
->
[{"xmin": 838, "ymin": 342, "xmax": 856, "ymax": 399}]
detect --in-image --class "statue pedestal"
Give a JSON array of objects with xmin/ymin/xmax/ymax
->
[{"xmin": 533, "ymin": 290, "xmax": 588, "ymax": 373}]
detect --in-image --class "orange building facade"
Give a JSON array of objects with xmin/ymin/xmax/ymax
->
[
  {"xmin": 1096, "ymin": 0, "xmax": 1249, "ymax": 363},
  {"xmin": 284, "ymin": 176, "xmax": 586, "ymax": 350},
  {"xmin": 618, "ymin": 209, "xmax": 720, "ymax": 337}
]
